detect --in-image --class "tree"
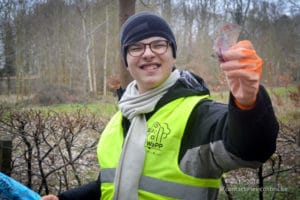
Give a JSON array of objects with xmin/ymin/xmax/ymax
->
[
  {"xmin": 0, "ymin": 0, "xmax": 16, "ymax": 95},
  {"xmin": 103, "ymin": 5, "xmax": 109, "ymax": 96},
  {"xmin": 230, "ymin": 0, "xmax": 251, "ymax": 25},
  {"xmin": 77, "ymin": 1, "xmax": 95, "ymax": 94},
  {"xmin": 118, "ymin": 0, "xmax": 135, "ymax": 89},
  {"xmin": 0, "ymin": 0, "xmax": 299, "ymax": 97}
]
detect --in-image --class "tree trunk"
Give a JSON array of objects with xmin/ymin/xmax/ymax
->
[
  {"xmin": 103, "ymin": 6, "xmax": 109, "ymax": 96},
  {"xmin": 78, "ymin": 4, "xmax": 94, "ymax": 94},
  {"xmin": 119, "ymin": 0, "xmax": 135, "ymax": 89},
  {"xmin": 90, "ymin": 6, "xmax": 97, "ymax": 94},
  {"xmin": 162, "ymin": 0, "xmax": 171, "ymax": 22}
]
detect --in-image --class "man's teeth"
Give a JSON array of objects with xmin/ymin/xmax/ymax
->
[{"xmin": 142, "ymin": 65, "xmax": 158, "ymax": 69}]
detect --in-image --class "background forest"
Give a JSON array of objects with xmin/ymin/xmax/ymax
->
[
  {"xmin": 0, "ymin": 0, "xmax": 299, "ymax": 199},
  {"xmin": 0, "ymin": 0, "xmax": 299, "ymax": 98}
]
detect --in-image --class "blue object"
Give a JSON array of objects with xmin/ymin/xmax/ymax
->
[{"xmin": 0, "ymin": 172, "xmax": 41, "ymax": 200}]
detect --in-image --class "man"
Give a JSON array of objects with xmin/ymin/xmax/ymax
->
[{"xmin": 42, "ymin": 11, "xmax": 278, "ymax": 200}]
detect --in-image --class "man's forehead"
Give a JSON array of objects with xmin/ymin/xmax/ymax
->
[{"xmin": 137, "ymin": 36, "xmax": 166, "ymax": 43}]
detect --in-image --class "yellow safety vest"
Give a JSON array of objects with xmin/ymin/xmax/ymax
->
[{"xmin": 97, "ymin": 95, "xmax": 222, "ymax": 200}]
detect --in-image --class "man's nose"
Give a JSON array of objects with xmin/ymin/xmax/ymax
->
[{"xmin": 142, "ymin": 45, "xmax": 154, "ymax": 56}]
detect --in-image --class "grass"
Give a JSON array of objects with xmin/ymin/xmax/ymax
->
[
  {"xmin": 268, "ymin": 86, "xmax": 300, "ymax": 124},
  {"xmin": 43, "ymin": 102, "xmax": 118, "ymax": 117},
  {"xmin": 211, "ymin": 85, "xmax": 300, "ymax": 124},
  {"xmin": 210, "ymin": 91, "xmax": 229, "ymax": 103},
  {"xmin": 2, "ymin": 85, "xmax": 299, "ymax": 128}
]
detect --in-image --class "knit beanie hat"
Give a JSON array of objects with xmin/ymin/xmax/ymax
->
[{"xmin": 120, "ymin": 11, "xmax": 177, "ymax": 66}]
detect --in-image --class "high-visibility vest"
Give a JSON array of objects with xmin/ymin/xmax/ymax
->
[{"xmin": 97, "ymin": 95, "xmax": 222, "ymax": 200}]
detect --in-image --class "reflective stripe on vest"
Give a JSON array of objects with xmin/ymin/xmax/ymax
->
[
  {"xmin": 97, "ymin": 95, "xmax": 222, "ymax": 199},
  {"xmin": 101, "ymin": 168, "xmax": 221, "ymax": 199}
]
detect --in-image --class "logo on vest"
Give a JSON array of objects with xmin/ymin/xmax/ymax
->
[{"xmin": 145, "ymin": 121, "xmax": 170, "ymax": 154}]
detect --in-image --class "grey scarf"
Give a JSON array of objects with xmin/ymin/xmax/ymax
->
[{"xmin": 113, "ymin": 69, "xmax": 180, "ymax": 200}]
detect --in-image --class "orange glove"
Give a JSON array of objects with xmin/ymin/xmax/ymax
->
[{"xmin": 220, "ymin": 40, "xmax": 262, "ymax": 110}]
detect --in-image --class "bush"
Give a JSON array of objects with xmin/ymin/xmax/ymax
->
[
  {"xmin": 0, "ymin": 106, "xmax": 105, "ymax": 195},
  {"xmin": 31, "ymin": 85, "xmax": 86, "ymax": 105}
]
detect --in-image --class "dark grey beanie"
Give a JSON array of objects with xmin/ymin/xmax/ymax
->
[{"xmin": 120, "ymin": 11, "xmax": 177, "ymax": 66}]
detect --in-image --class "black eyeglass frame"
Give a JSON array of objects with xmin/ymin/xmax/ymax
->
[{"xmin": 125, "ymin": 40, "xmax": 170, "ymax": 57}]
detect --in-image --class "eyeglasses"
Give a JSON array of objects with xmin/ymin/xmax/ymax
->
[{"xmin": 126, "ymin": 40, "xmax": 169, "ymax": 57}]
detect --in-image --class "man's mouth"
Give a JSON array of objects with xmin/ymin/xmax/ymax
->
[{"xmin": 140, "ymin": 64, "xmax": 160, "ymax": 70}]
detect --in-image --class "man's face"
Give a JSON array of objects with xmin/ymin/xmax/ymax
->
[{"xmin": 126, "ymin": 36, "xmax": 175, "ymax": 93}]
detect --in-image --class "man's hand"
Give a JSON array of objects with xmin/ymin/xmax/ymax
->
[
  {"xmin": 40, "ymin": 194, "xmax": 59, "ymax": 200},
  {"xmin": 220, "ymin": 40, "xmax": 262, "ymax": 109}
]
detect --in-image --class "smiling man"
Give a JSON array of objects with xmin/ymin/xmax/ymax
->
[
  {"xmin": 42, "ymin": 11, "xmax": 278, "ymax": 200},
  {"xmin": 125, "ymin": 38, "xmax": 174, "ymax": 93}
]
